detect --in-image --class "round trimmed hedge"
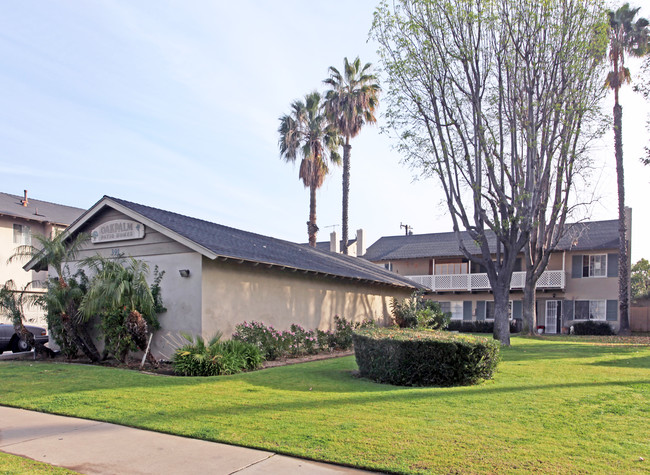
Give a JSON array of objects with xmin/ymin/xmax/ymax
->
[{"xmin": 352, "ymin": 328, "xmax": 500, "ymax": 387}]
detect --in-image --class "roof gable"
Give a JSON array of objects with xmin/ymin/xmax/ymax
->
[{"xmin": 46, "ymin": 196, "xmax": 420, "ymax": 290}]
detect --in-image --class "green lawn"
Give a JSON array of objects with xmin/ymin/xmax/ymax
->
[
  {"xmin": 0, "ymin": 336, "xmax": 648, "ymax": 474},
  {"xmin": 0, "ymin": 452, "xmax": 77, "ymax": 475}
]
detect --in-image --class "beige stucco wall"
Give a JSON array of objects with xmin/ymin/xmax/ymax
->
[
  {"xmin": 201, "ymin": 257, "xmax": 411, "ymax": 340},
  {"xmin": 0, "ymin": 215, "xmax": 60, "ymax": 326}
]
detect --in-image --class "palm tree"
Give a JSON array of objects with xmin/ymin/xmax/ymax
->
[
  {"xmin": 324, "ymin": 57, "xmax": 380, "ymax": 254},
  {"xmin": 606, "ymin": 4, "xmax": 649, "ymax": 335},
  {"xmin": 0, "ymin": 280, "xmax": 36, "ymax": 351},
  {"xmin": 278, "ymin": 92, "xmax": 341, "ymax": 247},
  {"xmin": 9, "ymin": 230, "xmax": 90, "ymax": 287},
  {"xmin": 80, "ymin": 255, "xmax": 158, "ymax": 362},
  {"xmin": 8, "ymin": 230, "xmax": 101, "ymax": 360}
]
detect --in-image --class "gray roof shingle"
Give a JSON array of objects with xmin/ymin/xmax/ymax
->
[
  {"xmin": 364, "ymin": 220, "xmax": 619, "ymax": 261},
  {"xmin": 0, "ymin": 192, "xmax": 84, "ymax": 226},
  {"xmin": 105, "ymin": 196, "xmax": 420, "ymax": 290}
]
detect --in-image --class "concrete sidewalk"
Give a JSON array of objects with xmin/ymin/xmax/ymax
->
[{"xmin": 0, "ymin": 407, "xmax": 377, "ymax": 475}]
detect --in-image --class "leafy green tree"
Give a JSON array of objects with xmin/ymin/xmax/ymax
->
[
  {"xmin": 605, "ymin": 3, "xmax": 649, "ymax": 335},
  {"xmin": 278, "ymin": 92, "xmax": 341, "ymax": 247},
  {"xmin": 631, "ymin": 258, "xmax": 650, "ymax": 299},
  {"xmin": 373, "ymin": 0, "xmax": 608, "ymax": 344},
  {"xmin": 324, "ymin": 57, "xmax": 380, "ymax": 254}
]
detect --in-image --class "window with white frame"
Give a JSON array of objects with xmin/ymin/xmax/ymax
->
[
  {"xmin": 484, "ymin": 300, "xmax": 513, "ymax": 320},
  {"xmin": 582, "ymin": 254, "xmax": 606, "ymax": 278},
  {"xmin": 383, "ymin": 262, "xmax": 393, "ymax": 271},
  {"xmin": 435, "ymin": 262, "xmax": 468, "ymax": 275},
  {"xmin": 438, "ymin": 301, "xmax": 463, "ymax": 320},
  {"xmin": 13, "ymin": 224, "xmax": 31, "ymax": 246},
  {"xmin": 574, "ymin": 300, "xmax": 606, "ymax": 320}
]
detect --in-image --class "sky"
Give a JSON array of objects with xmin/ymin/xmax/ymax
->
[{"xmin": 0, "ymin": 1, "xmax": 649, "ymax": 261}]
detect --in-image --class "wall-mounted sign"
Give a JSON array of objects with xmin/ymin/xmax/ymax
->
[{"xmin": 91, "ymin": 219, "xmax": 145, "ymax": 243}]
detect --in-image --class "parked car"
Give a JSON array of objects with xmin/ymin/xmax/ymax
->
[{"xmin": 0, "ymin": 324, "xmax": 49, "ymax": 353}]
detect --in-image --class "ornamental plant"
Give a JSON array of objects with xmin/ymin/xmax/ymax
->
[
  {"xmin": 173, "ymin": 333, "xmax": 263, "ymax": 376},
  {"xmin": 353, "ymin": 327, "xmax": 500, "ymax": 387}
]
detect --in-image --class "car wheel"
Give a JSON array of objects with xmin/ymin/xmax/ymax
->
[{"xmin": 12, "ymin": 338, "xmax": 31, "ymax": 353}]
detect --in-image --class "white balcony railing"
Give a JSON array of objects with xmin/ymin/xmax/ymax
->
[{"xmin": 406, "ymin": 270, "xmax": 565, "ymax": 292}]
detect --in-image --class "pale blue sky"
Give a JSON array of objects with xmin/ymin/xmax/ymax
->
[{"xmin": 1, "ymin": 1, "xmax": 648, "ymax": 261}]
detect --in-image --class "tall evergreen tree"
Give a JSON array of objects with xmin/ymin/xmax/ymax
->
[
  {"xmin": 324, "ymin": 58, "xmax": 380, "ymax": 254},
  {"xmin": 605, "ymin": 3, "xmax": 649, "ymax": 335}
]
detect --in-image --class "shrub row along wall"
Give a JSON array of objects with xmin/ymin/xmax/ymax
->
[{"xmin": 353, "ymin": 328, "xmax": 500, "ymax": 387}]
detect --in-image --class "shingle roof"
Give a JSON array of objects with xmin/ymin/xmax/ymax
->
[
  {"xmin": 0, "ymin": 192, "xmax": 84, "ymax": 226},
  {"xmin": 104, "ymin": 197, "xmax": 420, "ymax": 290},
  {"xmin": 364, "ymin": 220, "xmax": 619, "ymax": 261},
  {"xmin": 310, "ymin": 238, "xmax": 357, "ymax": 253}
]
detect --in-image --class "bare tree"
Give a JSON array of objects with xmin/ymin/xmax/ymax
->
[{"xmin": 372, "ymin": 0, "xmax": 608, "ymax": 344}]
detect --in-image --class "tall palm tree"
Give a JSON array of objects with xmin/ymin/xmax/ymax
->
[
  {"xmin": 324, "ymin": 57, "xmax": 380, "ymax": 254},
  {"xmin": 606, "ymin": 3, "xmax": 649, "ymax": 335},
  {"xmin": 279, "ymin": 91, "xmax": 341, "ymax": 247}
]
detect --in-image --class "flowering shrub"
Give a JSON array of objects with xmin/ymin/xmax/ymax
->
[{"xmin": 233, "ymin": 316, "xmax": 375, "ymax": 360}]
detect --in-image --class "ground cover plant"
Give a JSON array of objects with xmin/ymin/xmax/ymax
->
[
  {"xmin": 0, "ymin": 336, "xmax": 648, "ymax": 474},
  {"xmin": 353, "ymin": 327, "xmax": 499, "ymax": 386}
]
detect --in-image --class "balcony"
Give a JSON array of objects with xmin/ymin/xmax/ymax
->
[{"xmin": 406, "ymin": 270, "xmax": 565, "ymax": 292}]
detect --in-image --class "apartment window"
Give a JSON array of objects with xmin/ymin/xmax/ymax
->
[
  {"xmin": 384, "ymin": 262, "xmax": 393, "ymax": 271},
  {"xmin": 13, "ymin": 224, "xmax": 31, "ymax": 246},
  {"xmin": 438, "ymin": 301, "xmax": 463, "ymax": 320},
  {"xmin": 435, "ymin": 262, "xmax": 468, "ymax": 275},
  {"xmin": 484, "ymin": 300, "xmax": 513, "ymax": 320},
  {"xmin": 582, "ymin": 254, "xmax": 606, "ymax": 278},
  {"xmin": 574, "ymin": 300, "xmax": 606, "ymax": 320}
]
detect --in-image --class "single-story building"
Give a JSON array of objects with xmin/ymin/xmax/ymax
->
[{"xmin": 28, "ymin": 196, "xmax": 419, "ymax": 359}]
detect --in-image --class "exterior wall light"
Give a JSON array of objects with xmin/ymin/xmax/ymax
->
[{"xmin": 179, "ymin": 269, "xmax": 190, "ymax": 278}]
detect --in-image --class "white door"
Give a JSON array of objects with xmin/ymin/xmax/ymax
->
[{"xmin": 545, "ymin": 300, "xmax": 560, "ymax": 334}]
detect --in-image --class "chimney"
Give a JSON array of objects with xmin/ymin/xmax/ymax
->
[
  {"xmin": 356, "ymin": 229, "xmax": 366, "ymax": 256},
  {"xmin": 21, "ymin": 189, "xmax": 28, "ymax": 207},
  {"xmin": 330, "ymin": 231, "xmax": 340, "ymax": 253}
]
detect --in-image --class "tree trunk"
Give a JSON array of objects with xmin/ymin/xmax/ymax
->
[
  {"xmin": 522, "ymin": 275, "xmax": 537, "ymax": 335},
  {"xmin": 614, "ymin": 103, "xmax": 631, "ymax": 335},
  {"xmin": 492, "ymin": 282, "xmax": 511, "ymax": 345},
  {"xmin": 12, "ymin": 318, "xmax": 35, "ymax": 349},
  {"xmin": 341, "ymin": 140, "xmax": 351, "ymax": 255},
  {"xmin": 307, "ymin": 183, "xmax": 318, "ymax": 247},
  {"xmin": 61, "ymin": 314, "xmax": 101, "ymax": 362}
]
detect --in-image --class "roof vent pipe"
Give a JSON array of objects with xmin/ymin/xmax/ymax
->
[{"xmin": 22, "ymin": 190, "xmax": 28, "ymax": 206}]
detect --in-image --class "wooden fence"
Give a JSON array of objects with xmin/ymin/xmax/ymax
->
[{"xmin": 630, "ymin": 307, "xmax": 650, "ymax": 332}]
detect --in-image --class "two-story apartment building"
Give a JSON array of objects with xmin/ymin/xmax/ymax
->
[
  {"xmin": 0, "ymin": 191, "xmax": 84, "ymax": 324},
  {"xmin": 364, "ymin": 214, "xmax": 630, "ymax": 333}
]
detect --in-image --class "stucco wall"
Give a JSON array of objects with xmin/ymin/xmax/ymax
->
[
  {"xmin": 201, "ymin": 257, "xmax": 411, "ymax": 340},
  {"xmin": 387, "ymin": 258, "xmax": 430, "ymax": 276},
  {"xmin": 0, "ymin": 216, "xmax": 58, "ymax": 326}
]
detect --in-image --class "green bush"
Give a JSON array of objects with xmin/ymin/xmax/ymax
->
[
  {"xmin": 353, "ymin": 327, "xmax": 500, "ymax": 387},
  {"xmin": 173, "ymin": 333, "xmax": 263, "ymax": 376},
  {"xmin": 233, "ymin": 317, "xmax": 374, "ymax": 359},
  {"xmin": 391, "ymin": 291, "xmax": 450, "ymax": 330},
  {"xmin": 572, "ymin": 321, "xmax": 614, "ymax": 336},
  {"xmin": 447, "ymin": 320, "xmax": 521, "ymax": 334}
]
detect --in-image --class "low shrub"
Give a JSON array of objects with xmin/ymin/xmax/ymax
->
[
  {"xmin": 572, "ymin": 321, "xmax": 614, "ymax": 336},
  {"xmin": 391, "ymin": 291, "xmax": 450, "ymax": 330},
  {"xmin": 353, "ymin": 327, "xmax": 500, "ymax": 387},
  {"xmin": 233, "ymin": 317, "xmax": 375, "ymax": 359},
  {"xmin": 173, "ymin": 333, "xmax": 263, "ymax": 376},
  {"xmin": 447, "ymin": 320, "xmax": 521, "ymax": 334}
]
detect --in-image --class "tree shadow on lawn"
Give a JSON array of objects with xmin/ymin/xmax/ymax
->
[
  {"xmin": 501, "ymin": 340, "xmax": 647, "ymax": 362},
  {"xmin": 172, "ymin": 378, "xmax": 650, "ymax": 423},
  {"xmin": 589, "ymin": 354, "xmax": 650, "ymax": 369}
]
